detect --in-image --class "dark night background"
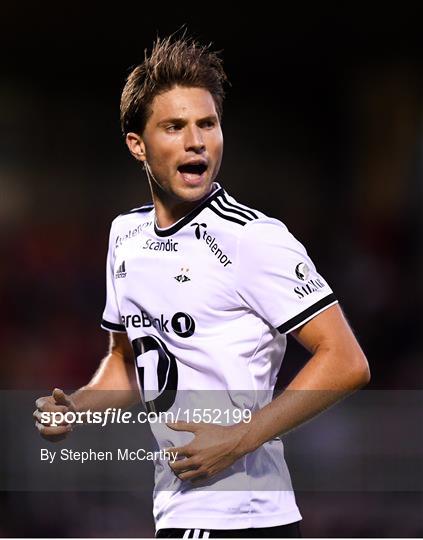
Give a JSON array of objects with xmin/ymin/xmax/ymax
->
[{"xmin": 0, "ymin": 4, "xmax": 422, "ymax": 537}]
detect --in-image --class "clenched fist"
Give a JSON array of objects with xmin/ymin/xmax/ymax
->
[{"xmin": 33, "ymin": 388, "xmax": 76, "ymax": 442}]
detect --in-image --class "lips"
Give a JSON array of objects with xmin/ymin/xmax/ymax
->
[
  {"xmin": 177, "ymin": 159, "xmax": 208, "ymax": 186},
  {"xmin": 177, "ymin": 160, "xmax": 208, "ymax": 176}
]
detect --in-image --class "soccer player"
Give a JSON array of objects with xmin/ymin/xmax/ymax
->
[{"xmin": 34, "ymin": 35, "xmax": 370, "ymax": 538}]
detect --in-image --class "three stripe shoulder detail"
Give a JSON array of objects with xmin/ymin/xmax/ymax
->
[{"xmin": 207, "ymin": 193, "xmax": 259, "ymax": 226}]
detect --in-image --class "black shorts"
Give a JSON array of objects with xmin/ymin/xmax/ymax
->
[{"xmin": 156, "ymin": 521, "xmax": 301, "ymax": 538}]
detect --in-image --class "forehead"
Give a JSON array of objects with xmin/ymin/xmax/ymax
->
[{"xmin": 149, "ymin": 86, "xmax": 217, "ymax": 121}]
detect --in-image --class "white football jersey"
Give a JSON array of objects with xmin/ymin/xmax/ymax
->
[{"xmin": 101, "ymin": 183, "xmax": 337, "ymax": 531}]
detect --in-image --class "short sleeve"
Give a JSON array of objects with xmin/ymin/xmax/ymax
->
[
  {"xmin": 101, "ymin": 221, "xmax": 126, "ymax": 333},
  {"xmin": 235, "ymin": 218, "xmax": 338, "ymax": 334}
]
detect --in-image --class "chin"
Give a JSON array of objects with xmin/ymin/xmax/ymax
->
[{"xmin": 175, "ymin": 178, "xmax": 214, "ymax": 202}]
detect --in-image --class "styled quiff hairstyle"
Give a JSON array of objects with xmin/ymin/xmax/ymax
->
[{"xmin": 120, "ymin": 34, "xmax": 228, "ymax": 136}]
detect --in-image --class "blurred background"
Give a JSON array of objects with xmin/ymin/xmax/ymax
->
[{"xmin": 0, "ymin": 3, "xmax": 422, "ymax": 537}]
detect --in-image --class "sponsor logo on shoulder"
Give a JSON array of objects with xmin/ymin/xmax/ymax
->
[
  {"xmin": 295, "ymin": 262, "xmax": 309, "ymax": 281},
  {"xmin": 191, "ymin": 222, "xmax": 232, "ymax": 268},
  {"xmin": 293, "ymin": 261, "xmax": 327, "ymax": 299},
  {"xmin": 115, "ymin": 222, "xmax": 151, "ymax": 249},
  {"xmin": 115, "ymin": 260, "xmax": 127, "ymax": 279},
  {"xmin": 294, "ymin": 277, "xmax": 326, "ymax": 299}
]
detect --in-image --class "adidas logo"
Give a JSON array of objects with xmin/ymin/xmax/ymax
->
[{"xmin": 115, "ymin": 260, "xmax": 127, "ymax": 279}]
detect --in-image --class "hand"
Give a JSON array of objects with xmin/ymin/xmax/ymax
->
[
  {"xmin": 166, "ymin": 420, "xmax": 250, "ymax": 482},
  {"xmin": 33, "ymin": 388, "xmax": 76, "ymax": 442}
]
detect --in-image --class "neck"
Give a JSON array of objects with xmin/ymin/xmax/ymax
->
[{"xmin": 150, "ymin": 181, "xmax": 215, "ymax": 229}]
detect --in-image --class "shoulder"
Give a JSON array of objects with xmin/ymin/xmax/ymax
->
[
  {"xmin": 237, "ymin": 216, "xmax": 305, "ymax": 266},
  {"xmin": 241, "ymin": 216, "xmax": 293, "ymax": 241},
  {"xmin": 117, "ymin": 202, "xmax": 154, "ymax": 217},
  {"xmin": 108, "ymin": 202, "xmax": 154, "ymax": 249},
  {"xmin": 111, "ymin": 202, "xmax": 153, "ymax": 227},
  {"xmin": 210, "ymin": 189, "xmax": 299, "ymax": 248},
  {"xmin": 218, "ymin": 190, "xmax": 291, "ymax": 239},
  {"xmin": 215, "ymin": 190, "xmax": 292, "ymax": 231},
  {"xmin": 206, "ymin": 189, "xmax": 267, "ymax": 235}
]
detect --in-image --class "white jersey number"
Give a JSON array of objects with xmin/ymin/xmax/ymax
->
[{"xmin": 131, "ymin": 335, "xmax": 178, "ymax": 414}]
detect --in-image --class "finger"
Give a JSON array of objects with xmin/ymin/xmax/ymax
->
[
  {"xmin": 35, "ymin": 421, "xmax": 72, "ymax": 436},
  {"xmin": 53, "ymin": 388, "xmax": 71, "ymax": 407},
  {"xmin": 178, "ymin": 469, "xmax": 207, "ymax": 482},
  {"xmin": 35, "ymin": 400, "xmax": 69, "ymax": 414},
  {"xmin": 163, "ymin": 446, "xmax": 190, "ymax": 459},
  {"xmin": 33, "ymin": 409, "xmax": 69, "ymax": 427},
  {"xmin": 35, "ymin": 397, "xmax": 48, "ymax": 409},
  {"xmin": 169, "ymin": 457, "xmax": 197, "ymax": 472},
  {"xmin": 166, "ymin": 421, "xmax": 198, "ymax": 433}
]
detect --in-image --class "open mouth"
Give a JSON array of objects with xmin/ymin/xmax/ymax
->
[
  {"xmin": 178, "ymin": 163, "xmax": 208, "ymax": 175},
  {"xmin": 177, "ymin": 162, "xmax": 208, "ymax": 184}
]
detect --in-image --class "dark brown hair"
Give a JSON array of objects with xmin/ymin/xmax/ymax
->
[{"xmin": 120, "ymin": 34, "xmax": 228, "ymax": 136}]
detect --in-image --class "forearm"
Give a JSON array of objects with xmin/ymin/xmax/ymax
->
[
  {"xmin": 70, "ymin": 351, "xmax": 140, "ymax": 413},
  {"xmin": 236, "ymin": 345, "xmax": 370, "ymax": 455}
]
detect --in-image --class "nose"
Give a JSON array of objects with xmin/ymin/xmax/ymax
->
[{"xmin": 184, "ymin": 125, "xmax": 205, "ymax": 153}]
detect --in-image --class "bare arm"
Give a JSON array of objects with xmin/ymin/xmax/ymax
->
[
  {"xmin": 234, "ymin": 303, "xmax": 370, "ymax": 454},
  {"xmin": 169, "ymin": 304, "xmax": 370, "ymax": 481},
  {"xmin": 71, "ymin": 331, "xmax": 140, "ymax": 412},
  {"xmin": 34, "ymin": 332, "xmax": 140, "ymax": 439}
]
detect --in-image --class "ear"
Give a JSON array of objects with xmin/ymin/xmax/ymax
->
[{"xmin": 126, "ymin": 132, "xmax": 146, "ymax": 162}]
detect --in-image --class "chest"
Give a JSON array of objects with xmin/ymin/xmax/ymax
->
[{"xmin": 113, "ymin": 229, "xmax": 238, "ymax": 318}]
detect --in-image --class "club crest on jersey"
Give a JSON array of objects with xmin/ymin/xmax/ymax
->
[
  {"xmin": 191, "ymin": 223, "xmax": 232, "ymax": 268},
  {"xmin": 174, "ymin": 267, "xmax": 191, "ymax": 283}
]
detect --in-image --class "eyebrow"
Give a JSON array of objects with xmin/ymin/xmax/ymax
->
[{"xmin": 157, "ymin": 115, "xmax": 218, "ymax": 127}]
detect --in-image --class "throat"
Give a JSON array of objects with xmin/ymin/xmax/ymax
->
[
  {"xmin": 154, "ymin": 201, "xmax": 197, "ymax": 229},
  {"xmin": 152, "ymin": 184, "xmax": 217, "ymax": 229}
]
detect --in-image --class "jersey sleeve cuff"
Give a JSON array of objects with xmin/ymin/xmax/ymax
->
[
  {"xmin": 277, "ymin": 293, "xmax": 338, "ymax": 334},
  {"xmin": 101, "ymin": 318, "xmax": 126, "ymax": 333}
]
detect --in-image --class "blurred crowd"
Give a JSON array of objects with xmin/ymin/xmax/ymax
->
[
  {"xmin": 1, "ymin": 61, "xmax": 421, "ymax": 392},
  {"xmin": 1, "ymin": 8, "xmax": 422, "ymax": 537}
]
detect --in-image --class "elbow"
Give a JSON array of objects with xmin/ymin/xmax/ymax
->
[
  {"xmin": 354, "ymin": 364, "xmax": 371, "ymax": 388},
  {"xmin": 348, "ymin": 352, "xmax": 371, "ymax": 389}
]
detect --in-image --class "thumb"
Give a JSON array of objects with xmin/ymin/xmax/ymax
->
[{"xmin": 52, "ymin": 388, "xmax": 71, "ymax": 406}]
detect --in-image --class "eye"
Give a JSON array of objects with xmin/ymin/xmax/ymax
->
[
  {"xmin": 200, "ymin": 119, "xmax": 216, "ymax": 129},
  {"xmin": 166, "ymin": 124, "xmax": 181, "ymax": 132}
]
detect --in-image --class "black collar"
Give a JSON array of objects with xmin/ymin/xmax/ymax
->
[{"xmin": 154, "ymin": 185, "xmax": 223, "ymax": 237}]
